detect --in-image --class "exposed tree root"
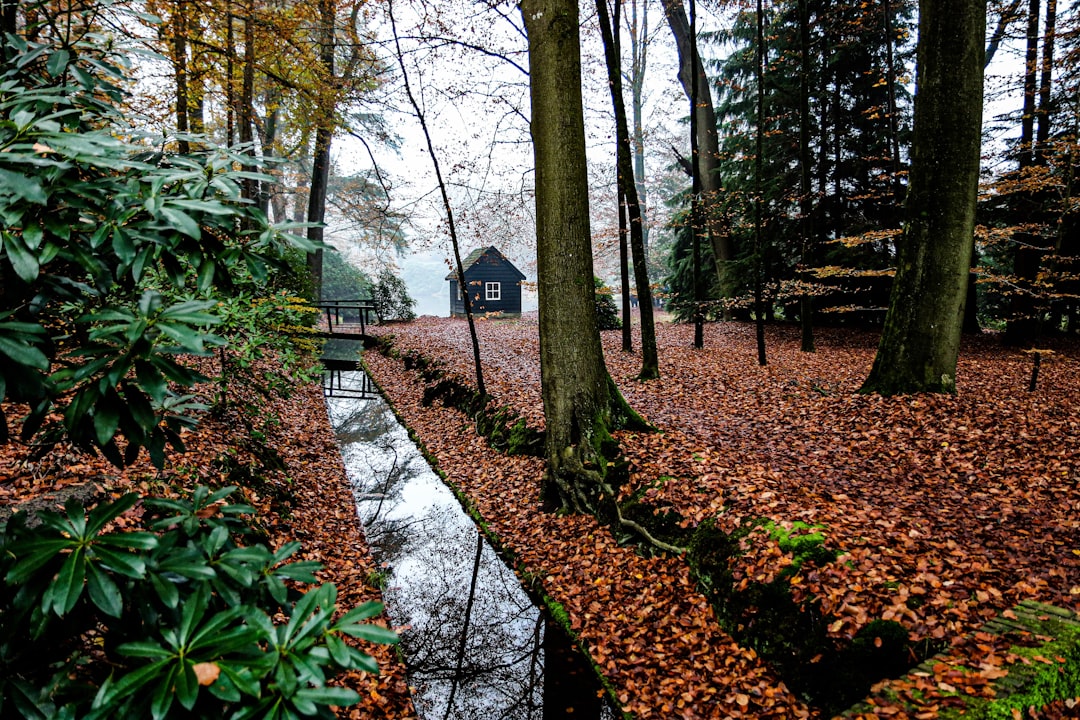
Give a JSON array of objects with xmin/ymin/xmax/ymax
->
[{"xmin": 551, "ymin": 446, "xmax": 687, "ymax": 555}]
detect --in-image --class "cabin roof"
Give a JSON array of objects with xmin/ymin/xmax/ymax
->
[{"xmin": 444, "ymin": 246, "xmax": 525, "ymax": 281}]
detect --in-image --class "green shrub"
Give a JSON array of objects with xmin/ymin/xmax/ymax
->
[
  {"xmin": 0, "ymin": 8, "xmax": 317, "ymax": 466},
  {"xmin": 0, "ymin": 486, "xmax": 396, "ymax": 719},
  {"xmin": 321, "ymin": 249, "xmax": 371, "ymax": 302},
  {"xmin": 371, "ymin": 269, "xmax": 416, "ymax": 323},
  {"xmin": 595, "ymin": 277, "xmax": 621, "ymax": 331}
]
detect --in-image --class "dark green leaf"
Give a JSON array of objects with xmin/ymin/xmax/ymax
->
[
  {"xmin": 3, "ymin": 231, "xmax": 40, "ymax": 282},
  {"xmin": 47, "ymin": 547, "xmax": 86, "ymax": 615},
  {"xmin": 159, "ymin": 206, "xmax": 201, "ymax": 239},
  {"xmin": 293, "ymin": 686, "xmax": 360, "ymax": 707},
  {"xmin": 335, "ymin": 623, "xmax": 399, "ymax": 645},
  {"xmin": 86, "ymin": 561, "xmax": 123, "ymax": 617},
  {"xmin": 0, "ymin": 334, "xmax": 49, "ymax": 370}
]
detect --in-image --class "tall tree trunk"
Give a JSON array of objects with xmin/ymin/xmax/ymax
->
[
  {"xmin": 690, "ymin": 0, "xmax": 704, "ymax": 349},
  {"xmin": 963, "ymin": 239, "xmax": 982, "ymax": 333},
  {"xmin": 1021, "ymin": 0, "xmax": 1040, "ymax": 168},
  {"xmin": 661, "ymin": 0, "xmax": 735, "ymax": 300},
  {"xmin": 753, "ymin": 0, "xmax": 767, "ymax": 366},
  {"xmin": 306, "ymin": 0, "xmax": 336, "ymax": 299},
  {"xmin": 883, "ymin": 0, "xmax": 903, "ymax": 209},
  {"xmin": 522, "ymin": 0, "xmax": 643, "ymax": 514},
  {"xmin": 832, "ymin": 62, "xmax": 843, "ymax": 240},
  {"xmin": 1036, "ymin": 0, "xmax": 1057, "ymax": 159},
  {"xmin": 627, "ymin": 0, "xmax": 649, "ymax": 250},
  {"xmin": 1, "ymin": 0, "xmax": 16, "ymax": 40},
  {"xmin": 1006, "ymin": 0, "xmax": 1048, "ymax": 345},
  {"xmin": 389, "ymin": 0, "xmax": 486, "ymax": 396},
  {"xmin": 239, "ymin": 1, "xmax": 258, "ymax": 205},
  {"xmin": 798, "ymin": 0, "xmax": 815, "ymax": 352},
  {"xmin": 986, "ymin": 0, "xmax": 1025, "ymax": 67},
  {"xmin": 173, "ymin": 0, "xmax": 190, "ymax": 154},
  {"xmin": 619, "ymin": 189, "xmax": 633, "ymax": 352},
  {"xmin": 861, "ymin": 0, "xmax": 985, "ymax": 395},
  {"xmin": 596, "ymin": 0, "xmax": 658, "ymax": 380},
  {"xmin": 225, "ymin": 0, "xmax": 235, "ymax": 146},
  {"xmin": 260, "ymin": 89, "xmax": 282, "ymax": 218}
]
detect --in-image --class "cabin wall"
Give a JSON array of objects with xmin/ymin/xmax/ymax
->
[{"xmin": 451, "ymin": 263, "xmax": 523, "ymax": 316}]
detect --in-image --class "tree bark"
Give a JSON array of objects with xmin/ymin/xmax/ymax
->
[
  {"xmin": 173, "ymin": 0, "xmax": 190, "ymax": 154},
  {"xmin": 596, "ymin": 0, "xmax": 658, "ymax": 379},
  {"xmin": 753, "ymin": 0, "xmax": 767, "ymax": 366},
  {"xmin": 689, "ymin": 0, "xmax": 703, "ymax": 349},
  {"xmin": 986, "ymin": 0, "xmax": 1024, "ymax": 67},
  {"xmin": 306, "ymin": 0, "xmax": 336, "ymax": 299},
  {"xmin": 798, "ymin": 0, "xmax": 814, "ymax": 352},
  {"xmin": 1036, "ymin": 0, "xmax": 1057, "ymax": 157},
  {"xmin": 627, "ymin": 0, "xmax": 649, "ymax": 250},
  {"xmin": 225, "ymin": 0, "xmax": 235, "ymax": 146},
  {"xmin": 861, "ymin": 0, "xmax": 985, "ymax": 395},
  {"xmin": 1005, "ymin": 0, "xmax": 1049, "ymax": 345},
  {"xmin": 522, "ymin": 0, "xmax": 640, "ymax": 513},
  {"xmin": 661, "ymin": 0, "xmax": 735, "ymax": 300},
  {"xmin": 1, "ymin": 1, "xmax": 16, "ymax": 40},
  {"xmin": 619, "ymin": 189, "xmax": 633, "ymax": 352},
  {"xmin": 260, "ymin": 87, "xmax": 282, "ymax": 218},
  {"xmin": 239, "ymin": 1, "xmax": 258, "ymax": 205},
  {"xmin": 1021, "ymin": 0, "xmax": 1040, "ymax": 167}
]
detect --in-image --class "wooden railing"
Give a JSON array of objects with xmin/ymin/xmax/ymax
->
[{"xmin": 315, "ymin": 299, "xmax": 376, "ymax": 337}]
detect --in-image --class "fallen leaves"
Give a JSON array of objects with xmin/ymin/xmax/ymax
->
[{"xmin": 369, "ymin": 316, "xmax": 1080, "ymax": 717}]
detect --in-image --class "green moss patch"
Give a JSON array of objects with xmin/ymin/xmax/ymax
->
[{"xmin": 845, "ymin": 601, "xmax": 1080, "ymax": 719}]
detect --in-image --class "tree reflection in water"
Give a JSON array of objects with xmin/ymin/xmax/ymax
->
[{"xmin": 325, "ymin": 371, "xmax": 612, "ymax": 719}]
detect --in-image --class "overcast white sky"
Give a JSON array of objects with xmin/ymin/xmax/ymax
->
[{"xmin": 327, "ymin": 0, "xmax": 695, "ymax": 316}]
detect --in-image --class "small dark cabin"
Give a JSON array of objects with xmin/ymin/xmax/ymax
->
[{"xmin": 446, "ymin": 246, "xmax": 526, "ymax": 317}]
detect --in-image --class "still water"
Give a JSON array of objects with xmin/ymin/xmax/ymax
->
[{"xmin": 323, "ymin": 368, "xmax": 613, "ymax": 720}]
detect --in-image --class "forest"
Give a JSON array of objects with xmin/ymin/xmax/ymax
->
[{"xmin": 0, "ymin": 0, "xmax": 1079, "ymax": 718}]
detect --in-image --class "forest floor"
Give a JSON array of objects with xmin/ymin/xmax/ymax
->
[
  {"xmin": 3, "ymin": 316, "xmax": 1080, "ymax": 719},
  {"xmin": 364, "ymin": 314, "xmax": 1080, "ymax": 719}
]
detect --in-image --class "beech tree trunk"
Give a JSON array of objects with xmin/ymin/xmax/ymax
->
[
  {"xmin": 1006, "ymin": 0, "xmax": 1051, "ymax": 345},
  {"xmin": 239, "ymin": 1, "xmax": 258, "ymax": 205},
  {"xmin": 861, "ymin": 0, "xmax": 985, "ymax": 395},
  {"xmin": 619, "ymin": 189, "xmax": 632, "ymax": 352},
  {"xmin": 306, "ymin": 0, "xmax": 336, "ymax": 298},
  {"xmin": 1036, "ymin": 0, "xmax": 1057, "ymax": 158},
  {"xmin": 752, "ymin": 0, "xmax": 766, "ymax": 366},
  {"xmin": 389, "ymin": 0, "xmax": 486, "ymax": 397},
  {"xmin": 1, "ymin": 1, "xmax": 16, "ymax": 40},
  {"xmin": 521, "ymin": 0, "xmax": 639, "ymax": 513},
  {"xmin": 596, "ymin": 0, "xmax": 658, "ymax": 380},
  {"xmin": 797, "ymin": 0, "xmax": 814, "ymax": 352},
  {"xmin": 661, "ymin": 0, "xmax": 734, "ymax": 300},
  {"xmin": 173, "ymin": 0, "xmax": 190, "ymax": 154},
  {"xmin": 689, "ymin": 0, "xmax": 703, "ymax": 348},
  {"xmin": 627, "ymin": 0, "xmax": 649, "ymax": 250}
]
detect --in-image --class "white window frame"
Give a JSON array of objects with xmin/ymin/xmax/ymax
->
[
  {"xmin": 485, "ymin": 282, "xmax": 501, "ymax": 301},
  {"xmin": 456, "ymin": 282, "xmax": 462, "ymax": 301}
]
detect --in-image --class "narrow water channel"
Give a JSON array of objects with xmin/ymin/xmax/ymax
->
[{"xmin": 323, "ymin": 366, "xmax": 614, "ymax": 720}]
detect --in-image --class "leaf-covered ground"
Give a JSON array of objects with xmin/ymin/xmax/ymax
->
[
  {"xmin": 366, "ymin": 314, "xmax": 1080, "ymax": 718},
  {"xmin": 0, "ymin": 356, "xmax": 416, "ymax": 720}
]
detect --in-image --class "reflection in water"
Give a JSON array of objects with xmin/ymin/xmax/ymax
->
[{"xmin": 325, "ymin": 371, "xmax": 612, "ymax": 720}]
